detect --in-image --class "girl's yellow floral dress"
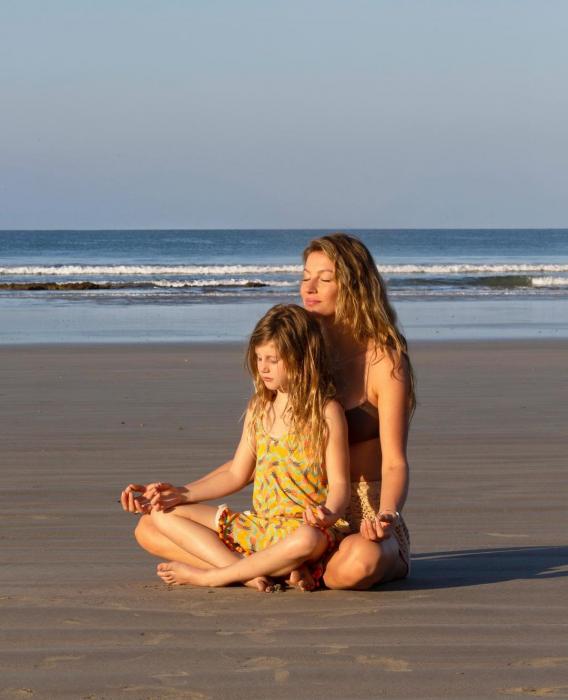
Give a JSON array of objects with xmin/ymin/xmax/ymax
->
[{"xmin": 216, "ymin": 421, "xmax": 348, "ymax": 579}]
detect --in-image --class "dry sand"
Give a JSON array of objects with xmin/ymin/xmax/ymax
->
[{"xmin": 1, "ymin": 340, "xmax": 567, "ymax": 700}]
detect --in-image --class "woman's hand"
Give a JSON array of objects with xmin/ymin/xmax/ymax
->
[
  {"xmin": 303, "ymin": 505, "xmax": 338, "ymax": 529},
  {"xmin": 146, "ymin": 482, "xmax": 188, "ymax": 511},
  {"xmin": 120, "ymin": 484, "xmax": 153, "ymax": 514},
  {"xmin": 359, "ymin": 512, "xmax": 398, "ymax": 542}
]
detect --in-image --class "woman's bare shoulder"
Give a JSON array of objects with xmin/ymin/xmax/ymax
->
[{"xmin": 368, "ymin": 346, "xmax": 411, "ymax": 386}]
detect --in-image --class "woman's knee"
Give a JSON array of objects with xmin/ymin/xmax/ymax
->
[{"xmin": 324, "ymin": 535, "xmax": 397, "ymax": 590}]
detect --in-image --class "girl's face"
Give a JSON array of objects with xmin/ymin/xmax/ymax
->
[
  {"xmin": 255, "ymin": 341, "xmax": 288, "ymax": 392},
  {"xmin": 300, "ymin": 251, "xmax": 339, "ymax": 318}
]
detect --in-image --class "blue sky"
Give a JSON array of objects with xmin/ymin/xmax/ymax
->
[{"xmin": 1, "ymin": 0, "xmax": 567, "ymax": 229}]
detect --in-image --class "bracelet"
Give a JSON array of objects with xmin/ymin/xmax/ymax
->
[{"xmin": 378, "ymin": 509, "xmax": 400, "ymax": 521}]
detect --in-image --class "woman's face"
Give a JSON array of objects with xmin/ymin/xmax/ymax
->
[{"xmin": 300, "ymin": 251, "xmax": 339, "ymax": 318}]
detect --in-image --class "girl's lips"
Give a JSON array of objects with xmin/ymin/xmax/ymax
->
[{"xmin": 304, "ymin": 299, "xmax": 320, "ymax": 306}]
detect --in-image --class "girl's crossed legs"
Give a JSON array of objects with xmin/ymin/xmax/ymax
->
[{"xmin": 144, "ymin": 504, "xmax": 329, "ymax": 589}]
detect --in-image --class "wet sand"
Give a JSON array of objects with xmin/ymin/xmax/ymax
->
[{"xmin": 1, "ymin": 340, "xmax": 567, "ymax": 700}]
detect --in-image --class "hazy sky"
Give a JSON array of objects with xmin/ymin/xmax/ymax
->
[{"xmin": 1, "ymin": 1, "xmax": 567, "ymax": 229}]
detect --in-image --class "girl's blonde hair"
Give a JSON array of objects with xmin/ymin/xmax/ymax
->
[
  {"xmin": 246, "ymin": 304, "xmax": 335, "ymax": 463},
  {"xmin": 303, "ymin": 233, "xmax": 416, "ymax": 415}
]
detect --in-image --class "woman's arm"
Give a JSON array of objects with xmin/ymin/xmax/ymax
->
[
  {"xmin": 359, "ymin": 352, "xmax": 410, "ymax": 541},
  {"xmin": 373, "ymin": 352, "xmax": 410, "ymax": 514}
]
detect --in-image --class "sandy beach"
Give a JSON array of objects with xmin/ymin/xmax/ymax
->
[{"xmin": 1, "ymin": 340, "xmax": 567, "ymax": 700}]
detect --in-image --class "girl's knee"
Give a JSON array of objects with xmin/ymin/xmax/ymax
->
[
  {"xmin": 134, "ymin": 515, "xmax": 157, "ymax": 550},
  {"xmin": 287, "ymin": 525, "xmax": 326, "ymax": 559},
  {"xmin": 149, "ymin": 506, "xmax": 180, "ymax": 527}
]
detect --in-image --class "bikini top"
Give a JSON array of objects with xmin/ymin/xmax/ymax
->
[
  {"xmin": 340, "ymin": 351, "xmax": 380, "ymax": 445},
  {"xmin": 344, "ymin": 400, "xmax": 379, "ymax": 445}
]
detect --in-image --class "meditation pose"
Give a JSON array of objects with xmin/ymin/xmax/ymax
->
[
  {"xmin": 123, "ymin": 233, "xmax": 414, "ymax": 590},
  {"xmin": 123, "ymin": 303, "xmax": 350, "ymax": 589}
]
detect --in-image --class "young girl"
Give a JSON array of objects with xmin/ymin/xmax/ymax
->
[{"xmin": 134, "ymin": 304, "xmax": 350, "ymax": 589}]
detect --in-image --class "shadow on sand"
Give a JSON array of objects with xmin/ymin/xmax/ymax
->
[{"xmin": 383, "ymin": 545, "xmax": 568, "ymax": 590}]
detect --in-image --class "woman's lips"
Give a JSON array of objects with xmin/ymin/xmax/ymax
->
[{"xmin": 304, "ymin": 299, "xmax": 320, "ymax": 307}]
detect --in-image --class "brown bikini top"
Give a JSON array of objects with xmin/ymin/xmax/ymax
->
[{"xmin": 344, "ymin": 400, "xmax": 379, "ymax": 445}]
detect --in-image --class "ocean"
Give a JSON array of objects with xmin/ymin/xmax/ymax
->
[{"xmin": 1, "ymin": 229, "xmax": 567, "ymax": 343}]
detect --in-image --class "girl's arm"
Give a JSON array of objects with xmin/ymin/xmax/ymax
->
[
  {"xmin": 322, "ymin": 400, "xmax": 351, "ymax": 518},
  {"xmin": 148, "ymin": 411, "xmax": 257, "ymax": 510},
  {"xmin": 304, "ymin": 400, "xmax": 350, "ymax": 528},
  {"xmin": 186, "ymin": 461, "xmax": 232, "ymax": 487}
]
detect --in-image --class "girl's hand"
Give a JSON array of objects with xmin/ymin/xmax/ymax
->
[
  {"xmin": 302, "ymin": 505, "xmax": 337, "ymax": 529},
  {"xmin": 360, "ymin": 512, "xmax": 397, "ymax": 542},
  {"xmin": 120, "ymin": 484, "xmax": 153, "ymax": 514},
  {"xmin": 146, "ymin": 482, "xmax": 187, "ymax": 511}
]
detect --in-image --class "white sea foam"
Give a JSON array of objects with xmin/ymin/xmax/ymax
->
[
  {"xmin": 0, "ymin": 264, "xmax": 303, "ymax": 276},
  {"xmin": 3, "ymin": 263, "xmax": 568, "ymax": 276},
  {"xmin": 531, "ymin": 276, "xmax": 568, "ymax": 287},
  {"xmin": 152, "ymin": 278, "xmax": 296, "ymax": 288},
  {"xmin": 381, "ymin": 263, "xmax": 568, "ymax": 274}
]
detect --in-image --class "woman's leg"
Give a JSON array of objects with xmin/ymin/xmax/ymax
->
[
  {"xmin": 323, "ymin": 533, "xmax": 407, "ymax": 590},
  {"xmin": 157, "ymin": 525, "xmax": 329, "ymax": 587}
]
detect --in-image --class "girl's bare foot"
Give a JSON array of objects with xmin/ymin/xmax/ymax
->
[
  {"xmin": 244, "ymin": 576, "xmax": 273, "ymax": 592},
  {"xmin": 157, "ymin": 563, "xmax": 273, "ymax": 592},
  {"xmin": 287, "ymin": 565, "xmax": 315, "ymax": 592},
  {"xmin": 157, "ymin": 561, "xmax": 214, "ymax": 587}
]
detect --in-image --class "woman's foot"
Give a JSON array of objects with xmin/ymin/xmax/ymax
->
[{"xmin": 287, "ymin": 565, "xmax": 315, "ymax": 592}]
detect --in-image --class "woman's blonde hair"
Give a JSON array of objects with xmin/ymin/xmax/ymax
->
[
  {"xmin": 303, "ymin": 233, "xmax": 416, "ymax": 415},
  {"xmin": 246, "ymin": 304, "xmax": 335, "ymax": 463}
]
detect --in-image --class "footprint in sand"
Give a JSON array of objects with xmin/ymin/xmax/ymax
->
[
  {"xmin": 237, "ymin": 656, "xmax": 287, "ymax": 672},
  {"xmin": 317, "ymin": 643, "xmax": 350, "ymax": 655},
  {"xmin": 236, "ymin": 657, "xmax": 289, "ymax": 684},
  {"xmin": 37, "ymin": 655, "xmax": 83, "ymax": 670},
  {"xmin": 151, "ymin": 672, "xmax": 191, "ymax": 681},
  {"xmin": 321, "ymin": 608, "xmax": 381, "ymax": 618},
  {"xmin": 120, "ymin": 686, "xmax": 209, "ymax": 699},
  {"xmin": 0, "ymin": 690, "xmax": 34, "ymax": 699},
  {"xmin": 510, "ymin": 658, "xmax": 568, "ymax": 669},
  {"xmin": 242, "ymin": 628, "xmax": 277, "ymax": 643},
  {"xmin": 501, "ymin": 687, "xmax": 568, "ymax": 697},
  {"xmin": 141, "ymin": 632, "xmax": 173, "ymax": 646},
  {"xmin": 486, "ymin": 532, "xmax": 530, "ymax": 538},
  {"xmin": 356, "ymin": 655, "xmax": 412, "ymax": 672}
]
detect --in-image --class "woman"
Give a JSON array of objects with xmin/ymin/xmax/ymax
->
[{"xmin": 122, "ymin": 233, "xmax": 414, "ymax": 590}]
